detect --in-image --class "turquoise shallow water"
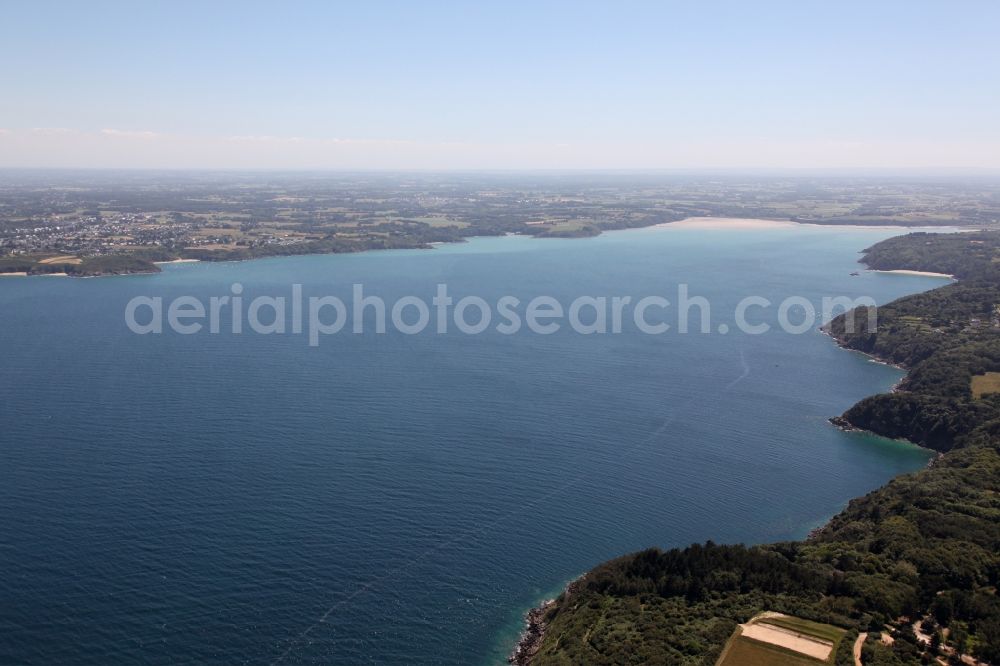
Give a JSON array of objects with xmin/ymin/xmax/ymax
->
[{"xmin": 0, "ymin": 226, "xmax": 946, "ymax": 664}]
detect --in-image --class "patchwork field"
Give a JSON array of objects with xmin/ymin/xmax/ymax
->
[
  {"xmin": 37, "ymin": 255, "xmax": 82, "ymax": 265},
  {"xmin": 971, "ymin": 372, "xmax": 1000, "ymax": 398},
  {"xmin": 715, "ymin": 613, "xmax": 847, "ymax": 666}
]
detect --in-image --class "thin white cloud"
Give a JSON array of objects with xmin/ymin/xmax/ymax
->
[
  {"xmin": 227, "ymin": 135, "xmax": 289, "ymax": 142},
  {"xmin": 30, "ymin": 127, "xmax": 75, "ymax": 135},
  {"xmin": 100, "ymin": 129, "xmax": 159, "ymax": 138}
]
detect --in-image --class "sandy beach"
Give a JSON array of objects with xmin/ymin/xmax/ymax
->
[
  {"xmin": 154, "ymin": 258, "xmax": 201, "ymax": 264},
  {"xmin": 869, "ymin": 269, "xmax": 955, "ymax": 279},
  {"xmin": 656, "ymin": 217, "xmax": 797, "ymax": 229},
  {"xmin": 656, "ymin": 217, "xmax": 970, "ymax": 234},
  {"xmin": 0, "ymin": 272, "xmax": 28, "ymax": 277}
]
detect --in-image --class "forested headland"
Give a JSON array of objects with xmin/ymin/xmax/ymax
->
[{"xmin": 518, "ymin": 231, "xmax": 1000, "ymax": 666}]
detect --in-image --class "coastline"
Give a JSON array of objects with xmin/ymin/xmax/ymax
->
[
  {"xmin": 508, "ymin": 599, "xmax": 557, "ymax": 665},
  {"xmin": 509, "ymin": 305, "xmax": 933, "ymax": 664},
  {"xmin": 821, "ymin": 257, "xmax": 957, "ymax": 456},
  {"xmin": 509, "ymin": 579, "xmax": 582, "ymax": 665},
  {"xmin": 820, "ymin": 326, "xmax": 906, "ymax": 372},
  {"xmin": 2, "ymin": 217, "xmax": 964, "ymax": 280},
  {"xmin": 822, "ymin": 327, "xmax": 944, "ymax": 469},
  {"xmin": 820, "ymin": 248, "xmax": 970, "ymax": 441},
  {"xmin": 509, "ymin": 241, "xmax": 956, "ymax": 664}
]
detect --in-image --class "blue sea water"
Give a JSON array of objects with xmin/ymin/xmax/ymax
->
[{"xmin": 0, "ymin": 226, "xmax": 948, "ymax": 664}]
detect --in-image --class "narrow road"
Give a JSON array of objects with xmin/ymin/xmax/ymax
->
[{"xmin": 853, "ymin": 632, "xmax": 868, "ymax": 666}]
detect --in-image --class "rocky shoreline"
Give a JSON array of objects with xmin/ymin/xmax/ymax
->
[
  {"xmin": 822, "ymin": 325, "xmax": 943, "ymax": 470},
  {"xmin": 819, "ymin": 322, "xmax": 904, "ymax": 371},
  {"xmin": 509, "ymin": 579, "xmax": 582, "ymax": 665},
  {"xmin": 508, "ymin": 600, "xmax": 556, "ymax": 665}
]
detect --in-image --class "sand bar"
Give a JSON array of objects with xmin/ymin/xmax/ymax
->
[
  {"xmin": 657, "ymin": 217, "xmax": 969, "ymax": 234},
  {"xmin": 656, "ymin": 217, "xmax": 797, "ymax": 230},
  {"xmin": 869, "ymin": 269, "xmax": 954, "ymax": 279}
]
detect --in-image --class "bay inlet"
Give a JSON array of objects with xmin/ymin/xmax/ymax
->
[{"xmin": 0, "ymin": 225, "xmax": 948, "ymax": 664}]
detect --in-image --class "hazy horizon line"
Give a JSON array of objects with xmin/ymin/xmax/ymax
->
[{"xmin": 2, "ymin": 166, "xmax": 999, "ymax": 176}]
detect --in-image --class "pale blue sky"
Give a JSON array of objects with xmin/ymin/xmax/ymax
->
[{"xmin": 2, "ymin": 1, "xmax": 998, "ymax": 168}]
